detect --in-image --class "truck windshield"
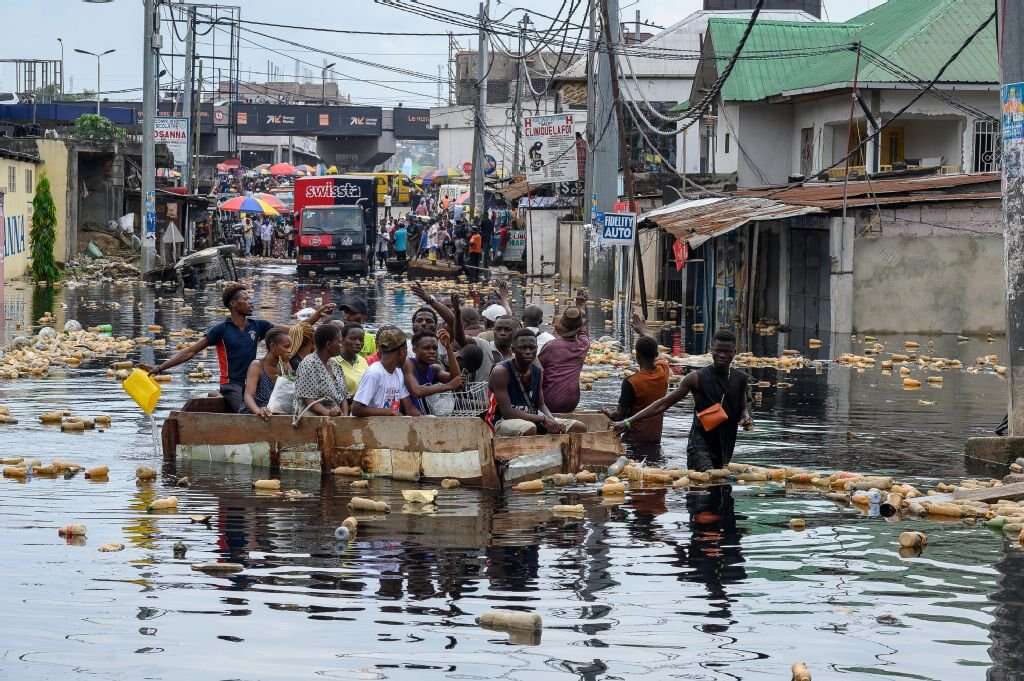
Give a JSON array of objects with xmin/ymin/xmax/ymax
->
[{"xmin": 302, "ymin": 206, "xmax": 364, "ymax": 241}]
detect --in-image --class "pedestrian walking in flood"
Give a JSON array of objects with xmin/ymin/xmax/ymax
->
[{"xmin": 612, "ymin": 328, "xmax": 752, "ymax": 471}]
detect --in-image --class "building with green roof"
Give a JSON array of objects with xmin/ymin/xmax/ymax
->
[{"xmin": 689, "ymin": 0, "xmax": 998, "ymax": 188}]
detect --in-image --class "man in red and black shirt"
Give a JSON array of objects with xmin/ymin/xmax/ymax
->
[{"xmin": 151, "ymin": 283, "xmax": 274, "ymax": 413}]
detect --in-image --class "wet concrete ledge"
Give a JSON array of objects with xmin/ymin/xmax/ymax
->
[{"xmin": 965, "ymin": 436, "xmax": 1024, "ymax": 466}]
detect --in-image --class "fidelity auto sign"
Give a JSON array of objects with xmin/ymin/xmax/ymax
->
[
  {"xmin": 600, "ymin": 212, "xmax": 636, "ymax": 246},
  {"xmin": 153, "ymin": 117, "xmax": 189, "ymax": 167}
]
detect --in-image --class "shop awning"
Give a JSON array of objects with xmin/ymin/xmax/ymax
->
[{"xmin": 639, "ymin": 197, "xmax": 822, "ymax": 249}]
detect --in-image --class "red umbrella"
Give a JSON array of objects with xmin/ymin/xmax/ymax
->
[{"xmin": 269, "ymin": 162, "xmax": 297, "ymax": 176}]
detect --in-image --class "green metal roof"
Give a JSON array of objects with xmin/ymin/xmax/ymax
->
[{"xmin": 705, "ymin": 0, "xmax": 997, "ymax": 103}]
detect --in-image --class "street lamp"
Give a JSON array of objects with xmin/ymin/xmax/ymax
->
[
  {"xmin": 57, "ymin": 38, "xmax": 64, "ymax": 97},
  {"xmin": 321, "ymin": 62, "xmax": 336, "ymax": 105},
  {"xmin": 74, "ymin": 47, "xmax": 116, "ymax": 115}
]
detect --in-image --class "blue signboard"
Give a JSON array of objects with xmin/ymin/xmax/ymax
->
[{"xmin": 600, "ymin": 212, "xmax": 636, "ymax": 246}]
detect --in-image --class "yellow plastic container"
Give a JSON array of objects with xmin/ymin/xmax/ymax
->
[{"xmin": 122, "ymin": 368, "xmax": 161, "ymax": 414}]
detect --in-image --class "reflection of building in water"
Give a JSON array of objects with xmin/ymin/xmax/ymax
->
[{"xmin": 988, "ymin": 544, "xmax": 1024, "ymax": 680}]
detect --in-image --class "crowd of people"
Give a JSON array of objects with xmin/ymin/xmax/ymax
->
[{"xmin": 150, "ymin": 279, "xmax": 754, "ymax": 470}]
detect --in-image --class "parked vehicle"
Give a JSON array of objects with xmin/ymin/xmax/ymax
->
[{"xmin": 294, "ymin": 175, "xmax": 377, "ymax": 277}]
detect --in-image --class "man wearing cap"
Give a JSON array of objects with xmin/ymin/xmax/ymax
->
[
  {"xmin": 352, "ymin": 328, "xmax": 422, "ymax": 416},
  {"xmin": 487, "ymin": 329, "xmax": 586, "ymax": 436},
  {"xmin": 150, "ymin": 283, "xmax": 319, "ymax": 413},
  {"xmin": 539, "ymin": 304, "xmax": 590, "ymax": 414},
  {"xmin": 340, "ymin": 296, "xmax": 377, "ymax": 358}
]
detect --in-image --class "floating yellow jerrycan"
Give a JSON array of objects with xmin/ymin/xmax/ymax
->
[{"xmin": 122, "ymin": 368, "xmax": 161, "ymax": 414}]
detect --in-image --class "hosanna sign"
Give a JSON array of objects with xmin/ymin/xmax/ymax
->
[{"xmin": 523, "ymin": 113, "xmax": 579, "ymax": 185}]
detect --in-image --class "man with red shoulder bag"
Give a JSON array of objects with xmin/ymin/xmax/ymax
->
[{"xmin": 611, "ymin": 328, "xmax": 752, "ymax": 471}]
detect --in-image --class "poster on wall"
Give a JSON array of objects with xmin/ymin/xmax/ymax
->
[
  {"xmin": 1003, "ymin": 82, "xmax": 1024, "ymax": 180},
  {"xmin": 523, "ymin": 114, "xmax": 578, "ymax": 185},
  {"xmin": 153, "ymin": 117, "xmax": 189, "ymax": 167}
]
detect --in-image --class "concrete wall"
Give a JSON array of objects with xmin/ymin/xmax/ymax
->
[
  {"xmin": 852, "ymin": 201, "xmax": 1003, "ymax": 334},
  {"xmin": 735, "ymin": 102, "xmax": 795, "ymax": 187},
  {"xmin": 0, "ymin": 156, "xmax": 38, "ymax": 282},
  {"xmin": 35, "ymin": 140, "xmax": 71, "ymax": 263}
]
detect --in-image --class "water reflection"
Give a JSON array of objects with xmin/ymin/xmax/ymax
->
[{"xmin": 0, "ymin": 265, "xmax": 1018, "ymax": 680}]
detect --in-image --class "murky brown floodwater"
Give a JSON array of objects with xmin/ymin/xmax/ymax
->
[{"xmin": 0, "ymin": 262, "xmax": 1018, "ymax": 681}]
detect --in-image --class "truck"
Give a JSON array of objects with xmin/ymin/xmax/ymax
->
[{"xmin": 293, "ymin": 175, "xmax": 377, "ymax": 277}]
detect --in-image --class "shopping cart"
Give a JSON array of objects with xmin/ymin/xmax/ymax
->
[{"xmin": 424, "ymin": 381, "xmax": 490, "ymax": 417}]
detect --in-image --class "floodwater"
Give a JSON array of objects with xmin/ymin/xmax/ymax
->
[{"xmin": 0, "ymin": 263, "xmax": 1019, "ymax": 681}]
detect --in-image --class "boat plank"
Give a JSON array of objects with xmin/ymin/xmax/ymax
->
[{"xmin": 951, "ymin": 481, "xmax": 1024, "ymax": 503}]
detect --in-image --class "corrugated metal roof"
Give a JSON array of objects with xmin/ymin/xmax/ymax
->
[
  {"xmin": 639, "ymin": 197, "xmax": 822, "ymax": 248},
  {"xmin": 708, "ymin": 0, "xmax": 997, "ymax": 103},
  {"xmin": 799, "ymin": 191, "xmax": 1000, "ymax": 209},
  {"xmin": 736, "ymin": 172, "xmax": 1000, "ymax": 204}
]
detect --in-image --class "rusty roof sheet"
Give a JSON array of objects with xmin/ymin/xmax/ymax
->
[
  {"xmin": 808, "ymin": 191, "xmax": 1000, "ymax": 210},
  {"xmin": 640, "ymin": 197, "xmax": 822, "ymax": 248},
  {"xmin": 736, "ymin": 173, "xmax": 999, "ymax": 205}
]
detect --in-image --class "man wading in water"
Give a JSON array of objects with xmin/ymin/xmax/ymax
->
[{"xmin": 611, "ymin": 329, "xmax": 752, "ymax": 471}]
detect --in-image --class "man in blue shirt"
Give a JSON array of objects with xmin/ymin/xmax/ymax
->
[
  {"xmin": 393, "ymin": 222, "xmax": 408, "ymax": 261},
  {"xmin": 151, "ymin": 283, "xmax": 276, "ymax": 412}
]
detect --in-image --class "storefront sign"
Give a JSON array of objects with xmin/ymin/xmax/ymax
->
[
  {"xmin": 523, "ymin": 113, "xmax": 578, "ymax": 185},
  {"xmin": 233, "ymin": 103, "xmax": 382, "ymax": 136},
  {"xmin": 600, "ymin": 212, "xmax": 636, "ymax": 246},
  {"xmin": 393, "ymin": 107, "xmax": 437, "ymax": 140},
  {"xmin": 153, "ymin": 116, "xmax": 189, "ymax": 167}
]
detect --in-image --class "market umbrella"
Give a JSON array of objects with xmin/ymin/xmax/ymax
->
[
  {"xmin": 219, "ymin": 195, "xmax": 280, "ymax": 216},
  {"xmin": 454, "ymin": 191, "xmax": 470, "ymax": 205},
  {"xmin": 269, "ymin": 162, "xmax": 297, "ymax": 176},
  {"xmin": 253, "ymin": 193, "xmax": 289, "ymax": 212}
]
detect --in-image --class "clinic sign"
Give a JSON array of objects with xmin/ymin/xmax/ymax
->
[
  {"xmin": 600, "ymin": 212, "xmax": 636, "ymax": 246},
  {"xmin": 153, "ymin": 116, "xmax": 189, "ymax": 167},
  {"xmin": 523, "ymin": 113, "xmax": 578, "ymax": 185}
]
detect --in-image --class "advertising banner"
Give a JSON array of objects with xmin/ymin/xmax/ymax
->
[
  {"xmin": 153, "ymin": 116, "xmax": 189, "ymax": 167},
  {"xmin": 523, "ymin": 113, "xmax": 578, "ymax": 185},
  {"xmin": 393, "ymin": 107, "xmax": 437, "ymax": 140},
  {"xmin": 233, "ymin": 103, "xmax": 382, "ymax": 136}
]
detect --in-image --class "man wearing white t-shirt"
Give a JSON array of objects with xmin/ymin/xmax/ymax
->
[{"xmin": 352, "ymin": 327, "xmax": 422, "ymax": 416}]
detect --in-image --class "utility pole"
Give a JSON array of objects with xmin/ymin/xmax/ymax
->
[
  {"xmin": 142, "ymin": 0, "xmax": 160, "ymax": 273},
  {"xmin": 469, "ymin": 1, "xmax": 489, "ymax": 220},
  {"xmin": 182, "ymin": 5, "xmax": 196, "ymax": 191},
  {"xmin": 600, "ymin": 0, "xmax": 648, "ymax": 316},
  {"xmin": 511, "ymin": 14, "xmax": 528, "ymax": 176},
  {"xmin": 1001, "ymin": 0, "xmax": 1024, "ymax": 436},
  {"xmin": 190, "ymin": 59, "xmax": 202, "ymax": 192},
  {"xmin": 585, "ymin": 0, "xmax": 621, "ymax": 301}
]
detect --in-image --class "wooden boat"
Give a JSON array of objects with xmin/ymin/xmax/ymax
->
[
  {"xmin": 161, "ymin": 397, "xmax": 623, "ymax": 490},
  {"xmin": 405, "ymin": 257, "xmax": 462, "ymax": 279},
  {"xmin": 386, "ymin": 257, "xmax": 408, "ymax": 274}
]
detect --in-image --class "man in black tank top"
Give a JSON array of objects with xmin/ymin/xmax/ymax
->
[{"xmin": 611, "ymin": 328, "xmax": 752, "ymax": 470}]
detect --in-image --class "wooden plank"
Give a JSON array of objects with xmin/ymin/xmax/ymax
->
[
  {"xmin": 476, "ymin": 435, "xmax": 501, "ymax": 490},
  {"xmin": 161, "ymin": 417, "xmax": 179, "ymax": 463},
  {"xmin": 577, "ymin": 431, "xmax": 623, "ymax": 466},
  {"xmin": 951, "ymin": 482, "xmax": 1024, "ymax": 504},
  {"xmin": 316, "ymin": 423, "xmax": 334, "ymax": 479},
  {"xmin": 181, "ymin": 397, "xmax": 229, "ymax": 413},
  {"xmin": 332, "ymin": 417, "xmax": 490, "ymax": 452},
  {"xmin": 493, "ymin": 434, "xmax": 569, "ymax": 462},
  {"xmin": 172, "ymin": 412, "xmax": 326, "ymax": 446},
  {"xmin": 561, "ymin": 411, "xmax": 611, "ymax": 432}
]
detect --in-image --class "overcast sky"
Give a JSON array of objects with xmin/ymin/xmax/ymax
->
[{"xmin": 4, "ymin": 0, "xmax": 884, "ymax": 106}]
